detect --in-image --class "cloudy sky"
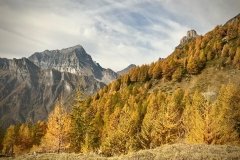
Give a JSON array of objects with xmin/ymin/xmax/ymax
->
[{"xmin": 0, "ymin": 0, "xmax": 239, "ymax": 71}]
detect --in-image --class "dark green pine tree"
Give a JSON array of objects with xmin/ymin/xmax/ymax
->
[{"xmin": 70, "ymin": 90, "xmax": 87, "ymax": 152}]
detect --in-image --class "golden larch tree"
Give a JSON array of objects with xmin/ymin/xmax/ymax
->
[
  {"xmin": 2, "ymin": 125, "xmax": 17, "ymax": 156},
  {"xmin": 40, "ymin": 100, "xmax": 71, "ymax": 153}
]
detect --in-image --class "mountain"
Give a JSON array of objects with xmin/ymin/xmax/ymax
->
[
  {"xmin": 67, "ymin": 14, "xmax": 240, "ymax": 155},
  {"xmin": 0, "ymin": 45, "xmax": 117, "ymax": 128},
  {"xmin": 117, "ymin": 64, "xmax": 136, "ymax": 75},
  {"xmin": 28, "ymin": 45, "xmax": 117, "ymax": 84}
]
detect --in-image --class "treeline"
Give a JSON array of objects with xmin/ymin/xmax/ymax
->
[
  {"xmin": 1, "ymin": 84, "xmax": 239, "ymax": 156},
  {"xmin": 118, "ymin": 17, "xmax": 240, "ymax": 84},
  {"xmin": 0, "ymin": 101, "xmax": 71, "ymax": 156},
  {"xmin": 70, "ymin": 84, "xmax": 240, "ymax": 156},
  {"xmin": 0, "ymin": 121, "xmax": 47, "ymax": 156}
]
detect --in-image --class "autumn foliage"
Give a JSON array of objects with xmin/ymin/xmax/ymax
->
[{"xmin": 1, "ymin": 14, "xmax": 240, "ymax": 157}]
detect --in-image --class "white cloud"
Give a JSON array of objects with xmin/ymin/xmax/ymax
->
[{"xmin": 0, "ymin": 0, "xmax": 239, "ymax": 71}]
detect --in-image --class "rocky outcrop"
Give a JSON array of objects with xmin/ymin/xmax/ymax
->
[
  {"xmin": 117, "ymin": 64, "xmax": 136, "ymax": 75},
  {"xmin": 180, "ymin": 30, "xmax": 198, "ymax": 45},
  {"xmin": 0, "ymin": 45, "xmax": 117, "ymax": 128}
]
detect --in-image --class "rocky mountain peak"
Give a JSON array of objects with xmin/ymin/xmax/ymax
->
[
  {"xmin": 62, "ymin": 44, "xmax": 83, "ymax": 50},
  {"xmin": 30, "ymin": 45, "xmax": 88, "ymax": 61},
  {"xmin": 117, "ymin": 64, "xmax": 136, "ymax": 75},
  {"xmin": 28, "ymin": 45, "xmax": 117, "ymax": 84},
  {"xmin": 29, "ymin": 45, "xmax": 94, "ymax": 74},
  {"xmin": 180, "ymin": 29, "xmax": 198, "ymax": 45},
  {"xmin": 187, "ymin": 30, "xmax": 197, "ymax": 37},
  {"xmin": 60, "ymin": 45, "xmax": 87, "ymax": 56},
  {"xmin": 0, "ymin": 45, "xmax": 115, "ymax": 127}
]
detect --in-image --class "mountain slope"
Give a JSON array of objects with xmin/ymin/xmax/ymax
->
[
  {"xmin": 117, "ymin": 64, "xmax": 136, "ymax": 75},
  {"xmin": 0, "ymin": 57, "xmax": 105, "ymax": 128},
  {"xmin": 0, "ymin": 45, "xmax": 118, "ymax": 128},
  {"xmin": 68, "ymin": 13, "xmax": 240, "ymax": 156},
  {"xmin": 28, "ymin": 45, "xmax": 117, "ymax": 84}
]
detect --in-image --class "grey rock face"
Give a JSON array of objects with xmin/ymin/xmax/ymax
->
[
  {"xmin": 180, "ymin": 30, "xmax": 198, "ymax": 45},
  {"xmin": 29, "ymin": 45, "xmax": 118, "ymax": 84},
  {"xmin": 0, "ymin": 45, "xmax": 116, "ymax": 128},
  {"xmin": 117, "ymin": 64, "xmax": 136, "ymax": 75}
]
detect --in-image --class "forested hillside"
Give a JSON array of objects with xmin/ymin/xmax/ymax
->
[{"xmin": 0, "ymin": 14, "xmax": 240, "ymax": 158}]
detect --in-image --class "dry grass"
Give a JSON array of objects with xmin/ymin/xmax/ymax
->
[
  {"xmin": 152, "ymin": 66, "xmax": 240, "ymax": 94},
  {"xmin": 115, "ymin": 143, "xmax": 240, "ymax": 160},
  {"xmin": 1, "ymin": 143, "xmax": 240, "ymax": 160}
]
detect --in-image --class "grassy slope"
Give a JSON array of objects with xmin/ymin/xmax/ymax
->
[
  {"xmin": 149, "ymin": 64, "xmax": 240, "ymax": 95},
  {"xmin": 2, "ymin": 143, "xmax": 240, "ymax": 160}
]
